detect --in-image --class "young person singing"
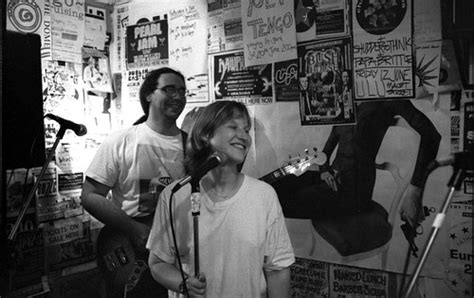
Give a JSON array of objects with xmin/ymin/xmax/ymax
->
[{"xmin": 147, "ymin": 100, "xmax": 295, "ymax": 297}]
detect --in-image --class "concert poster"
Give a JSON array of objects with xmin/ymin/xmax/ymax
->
[
  {"xmin": 6, "ymin": 168, "xmax": 36, "ymax": 217},
  {"xmin": 5, "ymin": 213, "xmax": 45, "ymax": 291},
  {"xmin": 315, "ymin": 0, "xmax": 350, "ymax": 39},
  {"xmin": 209, "ymin": 50, "xmax": 273, "ymax": 105},
  {"xmin": 442, "ymin": 202, "xmax": 473, "ymax": 297},
  {"xmin": 6, "ymin": 0, "xmax": 52, "ymax": 59},
  {"xmin": 84, "ymin": 5, "xmax": 107, "ymax": 51},
  {"xmin": 274, "ymin": 58, "xmax": 299, "ymax": 102},
  {"xmin": 207, "ymin": 0, "xmax": 244, "ymax": 53},
  {"xmin": 352, "ymin": 0, "xmax": 415, "ymax": 100},
  {"xmin": 464, "ymin": 101, "xmax": 474, "ymax": 157},
  {"xmin": 298, "ymin": 38, "xmax": 356, "ymax": 125},
  {"xmin": 109, "ymin": 2, "xmax": 128, "ymax": 73},
  {"xmin": 126, "ymin": 19, "xmax": 169, "ymax": 70},
  {"xmin": 50, "ymin": 0, "xmax": 85, "ymax": 64}
]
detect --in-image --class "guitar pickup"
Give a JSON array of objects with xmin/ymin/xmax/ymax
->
[
  {"xmin": 115, "ymin": 247, "xmax": 128, "ymax": 265},
  {"xmin": 104, "ymin": 253, "xmax": 118, "ymax": 272}
]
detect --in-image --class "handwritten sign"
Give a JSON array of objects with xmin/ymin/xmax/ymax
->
[
  {"xmin": 241, "ymin": 0, "xmax": 297, "ymax": 67},
  {"xmin": 168, "ymin": 3, "xmax": 207, "ymax": 75},
  {"xmin": 290, "ymin": 257, "xmax": 329, "ymax": 297},
  {"xmin": 352, "ymin": 0, "xmax": 414, "ymax": 100},
  {"xmin": 330, "ymin": 263, "xmax": 389, "ymax": 297},
  {"xmin": 42, "ymin": 217, "xmax": 83, "ymax": 247}
]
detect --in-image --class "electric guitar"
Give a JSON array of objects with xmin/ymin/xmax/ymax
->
[{"xmin": 96, "ymin": 149, "xmax": 327, "ymax": 295}]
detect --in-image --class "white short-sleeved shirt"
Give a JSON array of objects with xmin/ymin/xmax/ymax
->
[
  {"xmin": 85, "ymin": 123, "xmax": 186, "ymax": 217},
  {"xmin": 147, "ymin": 175, "xmax": 295, "ymax": 298}
]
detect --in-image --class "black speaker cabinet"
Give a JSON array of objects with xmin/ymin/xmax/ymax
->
[{"xmin": 3, "ymin": 31, "xmax": 45, "ymax": 170}]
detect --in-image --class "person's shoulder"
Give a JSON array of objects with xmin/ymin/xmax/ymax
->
[
  {"xmin": 243, "ymin": 175, "xmax": 276, "ymax": 194},
  {"xmin": 101, "ymin": 125, "xmax": 140, "ymax": 145}
]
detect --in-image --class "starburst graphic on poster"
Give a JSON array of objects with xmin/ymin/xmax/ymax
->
[{"xmin": 415, "ymin": 54, "xmax": 439, "ymax": 87}]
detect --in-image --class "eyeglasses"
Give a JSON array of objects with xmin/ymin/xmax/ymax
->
[{"xmin": 157, "ymin": 85, "xmax": 187, "ymax": 97}]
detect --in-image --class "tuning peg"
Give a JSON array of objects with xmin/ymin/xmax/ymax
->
[
  {"xmin": 304, "ymin": 148, "xmax": 309, "ymax": 154},
  {"xmin": 313, "ymin": 147, "xmax": 318, "ymax": 153}
]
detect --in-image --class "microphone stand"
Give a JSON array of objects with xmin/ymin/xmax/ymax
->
[
  {"xmin": 190, "ymin": 181, "xmax": 201, "ymax": 277},
  {"xmin": 8, "ymin": 126, "xmax": 68, "ymax": 242},
  {"xmin": 403, "ymin": 165, "xmax": 466, "ymax": 298}
]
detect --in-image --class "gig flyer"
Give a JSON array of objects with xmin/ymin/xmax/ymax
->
[
  {"xmin": 298, "ymin": 38, "xmax": 356, "ymax": 125},
  {"xmin": 274, "ymin": 58, "xmax": 299, "ymax": 102},
  {"xmin": 210, "ymin": 50, "xmax": 273, "ymax": 105},
  {"xmin": 352, "ymin": 0, "xmax": 415, "ymax": 100},
  {"xmin": 126, "ymin": 19, "xmax": 169, "ymax": 69}
]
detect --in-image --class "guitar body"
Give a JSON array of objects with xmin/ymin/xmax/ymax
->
[
  {"xmin": 97, "ymin": 225, "xmax": 139, "ymax": 296},
  {"xmin": 96, "ymin": 216, "xmax": 167, "ymax": 298}
]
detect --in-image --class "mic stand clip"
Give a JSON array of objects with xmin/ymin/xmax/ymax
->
[{"xmin": 190, "ymin": 181, "xmax": 201, "ymax": 277}]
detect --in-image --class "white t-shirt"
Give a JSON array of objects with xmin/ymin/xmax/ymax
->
[
  {"xmin": 147, "ymin": 175, "xmax": 295, "ymax": 298},
  {"xmin": 85, "ymin": 123, "xmax": 186, "ymax": 217}
]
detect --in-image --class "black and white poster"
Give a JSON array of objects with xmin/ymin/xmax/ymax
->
[
  {"xmin": 298, "ymin": 38, "xmax": 355, "ymax": 125},
  {"xmin": 210, "ymin": 50, "xmax": 273, "ymax": 105}
]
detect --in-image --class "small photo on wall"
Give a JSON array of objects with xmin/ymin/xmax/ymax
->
[{"xmin": 82, "ymin": 47, "xmax": 113, "ymax": 93}]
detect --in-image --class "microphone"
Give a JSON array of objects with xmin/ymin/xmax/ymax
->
[
  {"xmin": 172, "ymin": 152, "xmax": 227, "ymax": 193},
  {"xmin": 46, "ymin": 113, "xmax": 87, "ymax": 136},
  {"xmin": 427, "ymin": 151, "xmax": 473, "ymax": 171}
]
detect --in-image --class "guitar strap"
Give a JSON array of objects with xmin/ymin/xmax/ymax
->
[{"xmin": 181, "ymin": 130, "xmax": 187, "ymax": 158}]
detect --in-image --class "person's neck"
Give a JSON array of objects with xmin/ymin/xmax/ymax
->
[
  {"xmin": 145, "ymin": 116, "xmax": 179, "ymax": 136},
  {"xmin": 204, "ymin": 168, "xmax": 243, "ymax": 201}
]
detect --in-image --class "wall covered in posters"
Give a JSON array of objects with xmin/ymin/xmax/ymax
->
[{"xmin": 3, "ymin": 0, "xmax": 473, "ymax": 297}]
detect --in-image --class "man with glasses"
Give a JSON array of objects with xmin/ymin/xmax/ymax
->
[{"xmin": 82, "ymin": 67, "xmax": 188, "ymax": 298}]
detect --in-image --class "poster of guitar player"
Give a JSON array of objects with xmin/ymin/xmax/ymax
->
[
  {"xmin": 243, "ymin": 96, "xmax": 452, "ymax": 284},
  {"xmin": 298, "ymin": 37, "xmax": 356, "ymax": 125}
]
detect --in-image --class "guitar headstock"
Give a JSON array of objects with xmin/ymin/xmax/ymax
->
[{"xmin": 284, "ymin": 149, "xmax": 327, "ymax": 177}]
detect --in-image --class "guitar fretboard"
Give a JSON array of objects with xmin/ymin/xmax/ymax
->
[{"xmin": 259, "ymin": 166, "xmax": 291, "ymax": 184}]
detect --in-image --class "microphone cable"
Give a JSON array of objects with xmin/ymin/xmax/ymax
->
[{"xmin": 169, "ymin": 189, "xmax": 190, "ymax": 298}]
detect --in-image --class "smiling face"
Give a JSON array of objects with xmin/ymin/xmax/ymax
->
[
  {"xmin": 147, "ymin": 73, "xmax": 186, "ymax": 121},
  {"xmin": 208, "ymin": 110, "xmax": 251, "ymax": 166}
]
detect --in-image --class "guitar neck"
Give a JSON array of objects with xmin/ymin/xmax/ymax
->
[{"xmin": 259, "ymin": 166, "xmax": 290, "ymax": 184}]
